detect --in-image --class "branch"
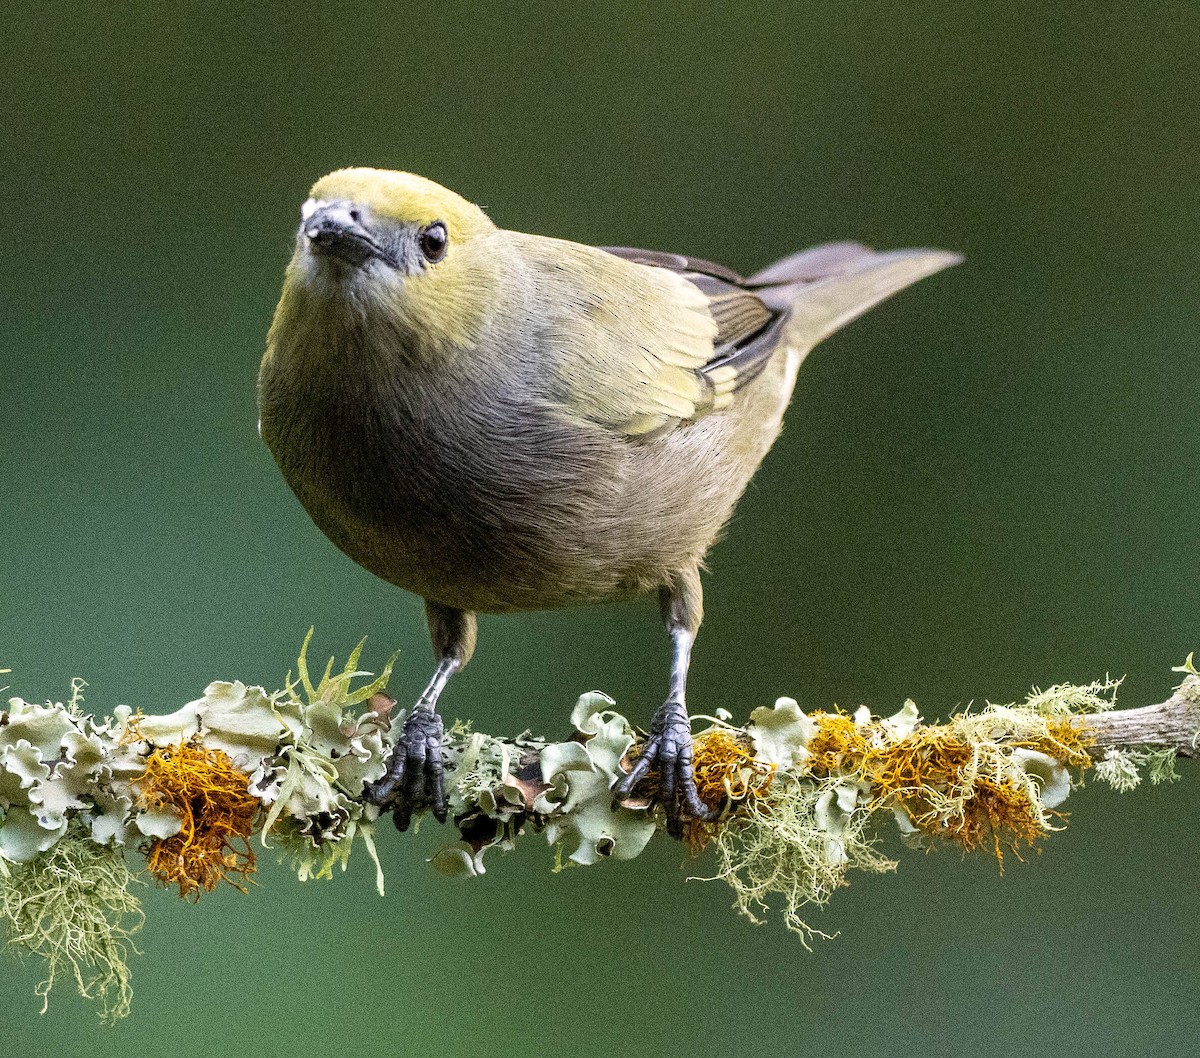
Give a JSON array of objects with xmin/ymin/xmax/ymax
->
[
  {"xmin": 1074, "ymin": 681, "xmax": 1200, "ymax": 754},
  {"xmin": 1, "ymin": 637, "xmax": 1197, "ymax": 1019}
]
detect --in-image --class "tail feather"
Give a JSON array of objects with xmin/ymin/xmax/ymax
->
[
  {"xmin": 759, "ymin": 248, "xmax": 963, "ymax": 350},
  {"xmin": 746, "ymin": 241, "xmax": 876, "ymax": 286}
]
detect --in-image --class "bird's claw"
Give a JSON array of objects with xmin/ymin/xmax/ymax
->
[
  {"xmin": 611, "ymin": 698, "xmax": 719, "ymax": 839},
  {"xmin": 363, "ymin": 706, "xmax": 447, "ymax": 831}
]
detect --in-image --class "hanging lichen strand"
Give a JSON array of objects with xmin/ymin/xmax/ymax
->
[
  {"xmin": 0, "ymin": 639, "xmax": 1195, "ymax": 1019},
  {"xmin": 0, "ymin": 823, "xmax": 143, "ymax": 1022}
]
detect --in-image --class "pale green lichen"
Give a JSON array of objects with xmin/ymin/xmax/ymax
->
[
  {"xmin": 1095, "ymin": 748, "xmax": 1142, "ymax": 791},
  {"xmin": 0, "ymin": 824, "xmax": 143, "ymax": 1021},
  {"xmin": 430, "ymin": 692, "xmax": 657, "ymax": 875},
  {"xmin": 430, "ymin": 726, "xmax": 554, "ymax": 876},
  {"xmin": 746, "ymin": 697, "xmax": 817, "ymax": 768},
  {"xmin": 442, "ymin": 724, "xmax": 529, "ymax": 818},
  {"xmin": 1144, "ymin": 747, "xmax": 1181, "ymax": 785},
  {"xmin": 1009, "ymin": 748, "xmax": 1073, "ymax": 807},
  {"xmin": 706, "ymin": 773, "xmax": 896, "ymax": 948},
  {"xmin": 428, "ymin": 841, "xmax": 488, "ymax": 878},
  {"xmin": 541, "ymin": 693, "xmax": 656, "ymax": 866},
  {"xmin": 256, "ymin": 632, "xmax": 395, "ymax": 896},
  {"xmin": 876, "ymin": 699, "xmax": 922, "ymax": 739},
  {"xmin": 1019, "ymin": 677, "xmax": 1121, "ymax": 716},
  {"xmin": 126, "ymin": 681, "xmax": 292, "ymax": 772},
  {"xmin": 1171, "ymin": 652, "xmax": 1198, "ymax": 677},
  {"xmin": 1094, "ymin": 746, "xmax": 1180, "ymax": 791},
  {"xmin": 0, "ymin": 692, "xmax": 108, "ymax": 862}
]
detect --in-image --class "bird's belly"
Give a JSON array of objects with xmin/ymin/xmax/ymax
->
[{"xmin": 285, "ymin": 447, "xmax": 674, "ymax": 614}]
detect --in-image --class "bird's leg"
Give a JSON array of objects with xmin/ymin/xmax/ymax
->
[
  {"xmin": 612, "ymin": 571, "xmax": 719, "ymax": 839},
  {"xmin": 364, "ymin": 602, "xmax": 476, "ymax": 831}
]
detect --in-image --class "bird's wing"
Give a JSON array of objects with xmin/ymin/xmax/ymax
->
[
  {"xmin": 603, "ymin": 242, "xmax": 963, "ymax": 404},
  {"xmin": 594, "ymin": 246, "xmax": 746, "ymax": 284},
  {"xmin": 600, "ymin": 246, "xmax": 784, "ymax": 414},
  {"xmin": 524, "ymin": 237, "xmax": 773, "ymax": 437},
  {"xmin": 528, "ymin": 238, "xmax": 956, "ymax": 439}
]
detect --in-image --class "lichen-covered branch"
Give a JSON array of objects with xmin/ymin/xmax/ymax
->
[{"xmin": 1, "ymin": 638, "xmax": 1197, "ymax": 1019}]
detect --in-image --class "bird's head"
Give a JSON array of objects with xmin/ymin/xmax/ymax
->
[{"xmin": 279, "ymin": 167, "xmax": 502, "ymax": 357}]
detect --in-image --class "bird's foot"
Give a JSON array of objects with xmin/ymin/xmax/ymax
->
[
  {"xmin": 611, "ymin": 698, "xmax": 719, "ymax": 839},
  {"xmin": 363, "ymin": 705, "xmax": 447, "ymax": 831}
]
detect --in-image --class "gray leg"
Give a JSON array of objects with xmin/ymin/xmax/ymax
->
[
  {"xmin": 612, "ymin": 569, "xmax": 719, "ymax": 838},
  {"xmin": 364, "ymin": 602, "xmax": 476, "ymax": 830}
]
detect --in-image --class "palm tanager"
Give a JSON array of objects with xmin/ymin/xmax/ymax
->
[{"xmin": 258, "ymin": 167, "xmax": 960, "ymax": 837}]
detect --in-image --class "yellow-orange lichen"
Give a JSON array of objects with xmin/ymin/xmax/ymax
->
[
  {"xmin": 1043, "ymin": 717, "xmax": 1094, "ymax": 768},
  {"xmin": 800, "ymin": 711, "xmax": 1095, "ymax": 866},
  {"xmin": 134, "ymin": 743, "xmax": 260, "ymax": 899},
  {"xmin": 679, "ymin": 729, "xmax": 777, "ymax": 850},
  {"xmin": 692, "ymin": 729, "xmax": 777, "ymax": 807},
  {"xmin": 864, "ymin": 730, "xmax": 1043, "ymax": 864},
  {"xmin": 804, "ymin": 712, "xmax": 873, "ymax": 778}
]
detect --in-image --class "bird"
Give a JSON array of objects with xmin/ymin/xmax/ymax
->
[{"xmin": 257, "ymin": 167, "xmax": 960, "ymax": 837}]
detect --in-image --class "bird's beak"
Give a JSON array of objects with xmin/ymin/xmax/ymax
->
[{"xmin": 302, "ymin": 204, "xmax": 392, "ymax": 268}]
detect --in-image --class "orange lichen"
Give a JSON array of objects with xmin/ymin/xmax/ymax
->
[
  {"xmin": 622, "ymin": 728, "xmax": 776, "ymax": 851},
  {"xmin": 799, "ymin": 710, "xmax": 1095, "ymax": 866},
  {"xmin": 692, "ymin": 729, "xmax": 777, "ymax": 807},
  {"xmin": 805, "ymin": 712, "xmax": 873, "ymax": 778},
  {"xmin": 864, "ymin": 730, "xmax": 1042, "ymax": 864},
  {"xmin": 1043, "ymin": 717, "xmax": 1094, "ymax": 768},
  {"xmin": 624, "ymin": 729, "xmax": 776, "ymax": 807},
  {"xmin": 681, "ymin": 729, "xmax": 778, "ymax": 851},
  {"xmin": 134, "ymin": 743, "xmax": 260, "ymax": 899}
]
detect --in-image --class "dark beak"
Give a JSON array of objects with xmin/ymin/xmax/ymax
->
[{"xmin": 303, "ymin": 205, "xmax": 391, "ymax": 268}]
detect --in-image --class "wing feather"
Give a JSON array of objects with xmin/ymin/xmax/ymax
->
[
  {"xmin": 523, "ymin": 237, "xmax": 725, "ymax": 436},
  {"xmin": 598, "ymin": 247, "xmax": 782, "ymax": 426},
  {"xmin": 520, "ymin": 238, "xmax": 947, "ymax": 441}
]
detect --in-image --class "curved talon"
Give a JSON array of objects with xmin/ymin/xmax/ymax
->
[
  {"xmin": 611, "ymin": 740, "xmax": 659, "ymax": 807},
  {"xmin": 364, "ymin": 706, "xmax": 448, "ymax": 831},
  {"xmin": 612, "ymin": 699, "xmax": 719, "ymax": 838}
]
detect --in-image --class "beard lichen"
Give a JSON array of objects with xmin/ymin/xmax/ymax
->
[
  {"xmin": 707, "ymin": 772, "xmax": 896, "ymax": 948},
  {"xmin": 1094, "ymin": 745, "xmax": 1180, "ymax": 791},
  {"xmin": 0, "ymin": 823, "xmax": 143, "ymax": 1021},
  {"xmin": 134, "ymin": 743, "xmax": 260, "ymax": 899}
]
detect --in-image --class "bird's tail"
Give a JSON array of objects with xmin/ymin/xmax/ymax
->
[{"xmin": 749, "ymin": 242, "xmax": 963, "ymax": 354}]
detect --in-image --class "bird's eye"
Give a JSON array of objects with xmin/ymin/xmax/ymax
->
[{"xmin": 419, "ymin": 222, "xmax": 448, "ymax": 263}]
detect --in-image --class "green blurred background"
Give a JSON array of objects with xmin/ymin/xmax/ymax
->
[{"xmin": 3, "ymin": 2, "xmax": 1199, "ymax": 1055}]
